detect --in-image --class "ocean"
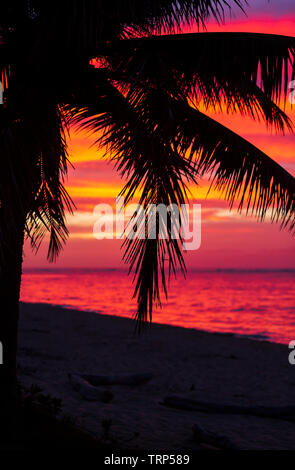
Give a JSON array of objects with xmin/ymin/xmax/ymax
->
[{"xmin": 21, "ymin": 269, "xmax": 295, "ymax": 344}]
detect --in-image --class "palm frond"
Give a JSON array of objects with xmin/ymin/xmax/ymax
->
[
  {"xmin": 157, "ymin": 96, "xmax": 295, "ymax": 231},
  {"xmin": 103, "ymin": 32, "xmax": 295, "ymax": 125},
  {"xmin": 0, "ymin": 85, "xmax": 73, "ymax": 262},
  {"xmin": 26, "ymin": 106, "xmax": 74, "ymax": 262},
  {"xmin": 65, "ymin": 77, "xmax": 197, "ymax": 324},
  {"xmin": 25, "ymin": 1, "xmax": 246, "ymax": 42},
  {"xmin": 109, "ymin": 0, "xmax": 246, "ymax": 35}
]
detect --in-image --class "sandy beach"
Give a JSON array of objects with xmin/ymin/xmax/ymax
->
[{"xmin": 18, "ymin": 302, "xmax": 295, "ymax": 450}]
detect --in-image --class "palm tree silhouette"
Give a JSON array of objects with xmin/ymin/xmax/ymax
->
[{"xmin": 0, "ymin": 0, "xmax": 294, "ymax": 435}]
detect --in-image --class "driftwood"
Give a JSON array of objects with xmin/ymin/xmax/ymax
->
[
  {"xmin": 68, "ymin": 373, "xmax": 113, "ymax": 402},
  {"xmin": 81, "ymin": 373, "xmax": 153, "ymax": 386},
  {"xmin": 162, "ymin": 396, "xmax": 295, "ymax": 423},
  {"xmin": 192, "ymin": 424, "xmax": 238, "ymax": 450}
]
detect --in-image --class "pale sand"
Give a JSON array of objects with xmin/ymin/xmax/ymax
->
[{"xmin": 18, "ymin": 302, "xmax": 295, "ymax": 450}]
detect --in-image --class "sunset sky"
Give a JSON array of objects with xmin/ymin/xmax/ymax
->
[{"xmin": 23, "ymin": 0, "xmax": 295, "ymax": 270}]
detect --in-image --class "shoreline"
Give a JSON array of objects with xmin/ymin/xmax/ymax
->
[
  {"xmin": 20, "ymin": 300, "xmax": 285, "ymax": 346},
  {"xmin": 18, "ymin": 302, "xmax": 295, "ymax": 450}
]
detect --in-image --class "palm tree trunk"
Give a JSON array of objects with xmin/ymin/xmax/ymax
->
[{"xmin": 0, "ymin": 214, "xmax": 25, "ymax": 441}]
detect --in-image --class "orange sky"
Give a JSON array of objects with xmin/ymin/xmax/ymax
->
[{"xmin": 23, "ymin": 2, "xmax": 295, "ymax": 270}]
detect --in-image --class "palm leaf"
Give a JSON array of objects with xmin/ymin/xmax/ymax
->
[
  {"xmin": 0, "ymin": 87, "xmax": 73, "ymax": 262},
  {"xmin": 26, "ymin": 106, "xmax": 74, "ymax": 262},
  {"xmin": 103, "ymin": 32, "xmax": 295, "ymax": 127},
  {"xmin": 65, "ymin": 76, "xmax": 198, "ymax": 324},
  {"xmin": 152, "ymin": 94, "xmax": 295, "ymax": 231}
]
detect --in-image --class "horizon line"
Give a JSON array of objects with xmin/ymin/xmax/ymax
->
[{"xmin": 22, "ymin": 267, "xmax": 295, "ymax": 273}]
